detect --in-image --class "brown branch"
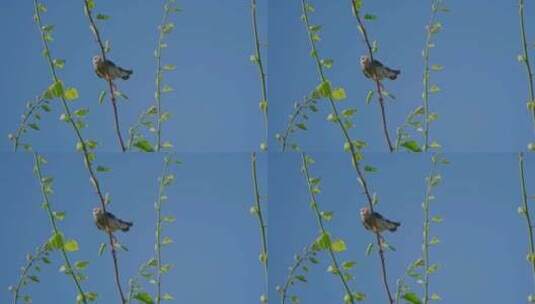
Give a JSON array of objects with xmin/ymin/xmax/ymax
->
[
  {"xmin": 83, "ymin": 0, "xmax": 126, "ymax": 152},
  {"xmin": 350, "ymin": 2, "xmax": 394, "ymax": 152}
]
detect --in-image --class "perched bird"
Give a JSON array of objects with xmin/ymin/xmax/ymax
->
[
  {"xmin": 360, "ymin": 55, "xmax": 400, "ymax": 81},
  {"xmin": 93, "ymin": 207, "xmax": 133, "ymax": 233},
  {"xmin": 92, "ymin": 55, "xmax": 133, "ymax": 81},
  {"xmin": 360, "ymin": 207, "xmax": 400, "ymax": 233}
]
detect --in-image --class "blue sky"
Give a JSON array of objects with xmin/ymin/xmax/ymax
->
[
  {"xmin": 0, "ymin": 0, "xmax": 266, "ymax": 152},
  {"xmin": 269, "ymin": 152, "xmax": 532, "ymax": 303},
  {"xmin": 269, "ymin": 0, "xmax": 535, "ymax": 152},
  {"xmin": 0, "ymin": 152, "xmax": 267, "ymax": 303}
]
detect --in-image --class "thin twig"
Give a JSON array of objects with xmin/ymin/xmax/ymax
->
[
  {"xmin": 252, "ymin": 152, "xmax": 269, "ymax": 301},
  {"xmin": 422, "ymin": 159, "xmax": 439, "ymax": 304},
  {"xmin": 11, "ymin": 96, "xmax": 49, "ymax": 152},
  {"xmin": 82, "ymin": 0, "xmax": 126, "ymax": 152},
  {"xmin": 154, "ymin": 155, "xmax": 175, "ymax": 304},
  {"xmin": 11, "ymin": 244, "xmax": 49, "ymax": 304},
  {"xmin": 301, "ymin": 153, "xmax": 356, "ymax": 303},
  {"xmin": 422, "ymin": 6, "xmax": 438, "ymax": 151},
  {"xmin": 33, "ymin": 2, "xmax": 127, "ymax": 302},
  {"xmin": 519, "ymin": 0, "xmax": 535, "ymax": 134},
  {"xmin": 280, "ymin": 245, "xmax": 316, "ymax": 304},
  {"xmin": 251, "ymin": 0, "xmax": 269, "ymax": 151},
  {"xmin": 350, "ymin": 2, "xmax": 393, "ymax": 152},
  {"xmin": 519, "ymin": 153, "xmax": 535, "ymax": 293},
  {"xmin": 279, "ymin": 95, "xmax": 316, "ymax": 152},
  {"xmin": 33, "ymin": 153, "xmax": 88, "ymax": 304}
]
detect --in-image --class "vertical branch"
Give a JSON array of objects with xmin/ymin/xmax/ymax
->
[
  {"xmin": 33, "ymin": 153, "xmax": 88, "ymax": 304},
  {"xmin": 154, "ymin": 155, "xmax": 178, "ymax": 303},
  {"xmin": 154, "ymin": 0, "xmax": 180, "ymax": 151},
  {"xmin": 251, "ymin": 0, "xmax": 269, "ymax": 151},
  {"xmin": 82, "ymin": 0, "xmax": 126, "ymax": 152},
  {"xmin": 519, "ymin": 153, "xmax": 535, "ymax": 295},
  {"xmin": 421, "ymin": 158, "xmax": 438, "ymax": 304},
  {"xmin": 301, "ymin": 153, "xmax": 357, "ymax": 304},
  {"xmin": 519, "ymin": 0, "xmax": 535, "ymax": 136},
  {"xmin": 301, "ymin": 3, "xmax": 394, "ymax": 301},
  {"xmin": 350, "ymin": 1, "xmax": 393, "ymax": 152},
  {"xmin": 251, "ymin": 152, "xmax": 269, "ymax": 303},
  {"xmin": 33, "ymin": 2, "xmax": 127, "ymax": 302}
]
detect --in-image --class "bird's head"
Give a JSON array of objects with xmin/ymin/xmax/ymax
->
[
  {"xmin": 360, "ymin": 207, "xmax": 370, "ymax": 217},
  {"xmin": 360, "ymin": 55, "xmax": 370, "ymax": 66},
  {"xmin": 92, "ymin": 55, "xmax": 103, "ymax": 65},
  {"xmin": 93, "ymin": 207, "xmax": 103, "ymax": 216}
]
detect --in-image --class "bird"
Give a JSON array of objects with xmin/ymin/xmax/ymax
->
[
  {"xmin": 360, "ymin": 55, "xmax": 400, "ymax": 81},
  {"xmin": 93, "ymin": 207, "xmax": 133, "ymax": 233},
  {"xmin": 360, "ymin": 207, "xmax": 400, "ymax": 233},
  {"xmin": 92, "ymin": 55, "xmax": 133, "ymax": 81}
]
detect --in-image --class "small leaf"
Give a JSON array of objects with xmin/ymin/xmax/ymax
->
[
  {"xmin": 331, "ymin": 87, "xmax": 347, "ymax": 101},
  {"xmin": 331, "ymin": 239, "xmax": 347, "ymax": 252},
  {"xmin": 64, "ymin": 88, "xmax": 79, "ymax": 101},
  {"xmin": 98, "ymin": 91, "xmax": 106, "ymax": 104},
  {"xmin": 162, "ymin": 64, "xmax": 176, "ymax": 71},
  {"xmin": 75, "ymin": 260, "xmax": 90, "ymax": 270},
  {"xmin": 134, "ymin": 139, "xmax": 155, "ymax": 152},
  {"xmin": 401, "ymin": 140, "xmax": 423, "ymax": 152},
  {"xmin": 364, "ymin": 14, "xmax": 377, "ymax": 20},
  {"xmin": 402, "ymin": 292, "xmax": 422, "ymax": 304},
  {"xmin": 98, "ymin": 242, "xmax": 106, "ymax": 256},
  {"xmin": 96, "ymin": 14, "xmax": 110, "ymax": 20},
  {"xmin": 431, "ymin": 64, "xmax": 444, "ymax": 71},
  {"xmin": 134, "ymin": 292, "xmax": 154, "ymax": 304},
  {"xmin": 64, "ymin": 240, "xmax": 79, "ymax": 252}
]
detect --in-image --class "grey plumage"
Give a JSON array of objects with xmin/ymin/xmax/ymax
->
[
  {"xmin": 360, "ymin": 55, "xmax": 400, "ymax": 81},
  {"xmin": 92, "ymin": 55, "xmax": 133, "ymax": 81},
  {"xmin": 360, "ymin": 207, "xmax": 400, "ymax": 233},
  {"xmin": 93, "ymin": 207, "xmax": 133, "ymax": 233}
]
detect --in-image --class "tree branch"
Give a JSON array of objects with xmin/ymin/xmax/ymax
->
[
  {"xmin": 350, "ymin": 2, "xmax": 393, "ymax": 152},
  {"xmin": 82, "ymin": 0, "xmax": 126, "ymax": 152},
  {"xmin": 251, "ymin": 0, "xmax": 269, "ymax": 151}
]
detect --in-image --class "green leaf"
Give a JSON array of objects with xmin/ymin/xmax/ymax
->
[
  {"xmin": 162, "ymin": 236, "xmax": 173, "ymax": 246},
  {"xmin": 431, "ymin": 64, "xmax": 444, "ymax": 71},
  {"xmin": 364, "ymin": 14, "xmax": 377, "ymax": 20},
  {"xmin": 96, "ymin": 14, "xmax": 110, "ymax": 20},
  {"xmin": 53, "ymin": 211, "xmax": 65, "ymax": 221},
  {"xmin": 342, "ymin": 261, "xmax": 356, "ymax": 270},
  {"xmin": 402, "ymin": 292, "xmax": 422, "ymax": 304},
  {"xmin": 53, "ymin": 59, "xmax": 65, "ymax": 69},
  {"xmin": 162, "ymin": 64, "xmax": 176, "ymax": 71},
  {"xmin": 364, "ymin": 165, "xmax": 377, "ymax": 173},
  {"xmin": 331, "ymin": 239, "xmax": 347, "ymax": 252},
  {"xmin": 365, "ymin": 242, "xmax": 374, "ymax": 256},
  {"xmin": 134, "ymin": 139, "xmax": 155, "ymax": 152},
  {"xmin": 96, "ymin": 166, "xmax": 110, "ymax": 173},
  {"xmin": 431, "ymin": 215, "xmax": 443, "ymax": 223},
  {"xmin": 320, "ymin": 58, "xmax": 333, "ymax": 69},
  {"xmin": 75, "ymin": 260, "xmax": 90, "ymax": 270},
  {"xmin": 353, "ymin": 0, "xmax": 362, "ymax": 10},
  {"xmin": 48, "ymin": 81, "xmax": 64, "ymax": 98},
  {"xmin": 74, "ymin": 108, "xmax": 89, "ymax": 117},
  {"xmin": 98, "ymin": 242, "xmax": 106, "ymax": 256},
  {"xmin": 161, "ymin": 22, "xmax": 175, "ymax": 34},
  {"xmin": 401, "ymin": 140, "xmax": 423, "ymax": 152},
  {"xmin": 64, "ymin": 239, "xmax": 79, "ymax": 252},
  {"xmin": 430, "ymin": 84, "xmax": 441, "ymax": 94},
  {"xmin": 134, "ymin": 292, "xmax": 154, "ymax": 304},
  {"xmin": 162, "ymin": 85, "xmax": 174, "ymax": 93},
  {"xmin": 64, "ymin": 87, "xmax": 79, "ymax": 101},
  {"xmin": 320, "ymin": 211, "xmax": 333, "ymax": 221},
  {"xmin": 331, "ymin": 87, "xmax": 347, "ymax": 101},
  {"xmin": 365, "ymin": 90, "xmax": 374, "ymax": 104},
  {"xmin": 162, "ymin": 215, "xmax": 176, "ymax": 223},
  {"xmin": 86, "ymin": 0, "xmax": 95, "ymax": 10},
  {"xmin": 98, "ymin": 90, "xmax": 106, "ymax": 104},
  {"xmin": 47, "ymin": 232, "xmax": 64, "ymax": 250},
  {"xmin": 162, "ymin": 293, "xmax": 174, "ymax": 301},
  {"xmin": 29, "ymin": 123, "xmax": 40, "ymax": 131}
]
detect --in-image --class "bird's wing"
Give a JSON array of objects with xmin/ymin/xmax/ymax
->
[
  {"xmin": 372, "ymin": 59, "xmax": 385, "ymax": 68},
  {"xmin": 105, "ymin": 211, "xmax": 117, "ymax": 221},
  {"xmin": 104, "ymin": 59, "xmax": 117, "ymax": 68},
  {"xmin": 372, "ymin": 211, "xmax": 385, "ymax": 220}
]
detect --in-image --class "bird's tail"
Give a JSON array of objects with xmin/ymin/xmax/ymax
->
[
  {"xmin": 118, "ymin": 67, "xmax": 133, "ymax": 80},
  {"xmin": 386, "ymin": 220, "xmax": 401, "ymax": 232},
  {"xmin": 119, "ymin": 219, "xmax": 133, "ymax": 232},
  {"xmin": 385, "ymin": 68, "xmax": 400, "ymax": 80}
]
